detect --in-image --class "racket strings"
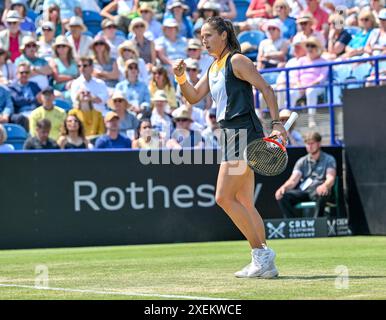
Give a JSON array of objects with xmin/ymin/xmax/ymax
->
[{"xmin": 245, "ymin": 140, "xmax": 288, "ymax": 176}]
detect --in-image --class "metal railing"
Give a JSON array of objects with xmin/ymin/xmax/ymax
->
[{"xmin": 257, "ymin": 55, "xmax": 386, "ymax": 145}]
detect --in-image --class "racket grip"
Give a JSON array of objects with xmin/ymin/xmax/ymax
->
[{"xmin": 283, "ymin": 112, "xmax": 299, "ymax": 131}]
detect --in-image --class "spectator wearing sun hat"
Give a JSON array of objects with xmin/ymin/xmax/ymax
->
[
  {"xmin": 117, "ymin": 40, "xmax": 149, "ymax": 84},
  {"xmin": 128, "ymin": 17, "xmax": 157, "ymax": 68},
  {"xmin": 155, "ymin": 18, "xmax": 188, "ymax": 70},
  {"xmin": 257, "ymin": 19, "xmax": 289, "ymax": 70},
  {"xmin": 50, "ymin": 35, "xmax": 79, "ymax": 98},
  {"xmin": 292, "ymin": 12, "xmax": 326, "ymax": 49},
  {"xmin": 115, "ymin": 58, "xmax": 151, "ymax": 114},
  {"xmin": 164, "ymin": 0, "xmax": 194, "ymax": 39},
  {"xmin": 94, "ymin": 111, "xmax": 132, "ymax": 149},
  {"xmin": 108, "ymin": 91, "xmax": 140, "ymax": 139},
  {"xmin": 0, "ymin": 10, "xmax": 31, "ymax": 62},
  {"xmin": 8, "ymin": 0, "xmax": 36, "ymax": 33},
  {"xmin": 66, "ymin": 16, "xmax": 94, "ymax": 59},
  {"xmin": 138, "ymin": 2, "xmax": 163, "ymax": 40},
  {"xmin": 15, "ymin": 36, "xmax": 53, "ymax": 90},
  {"xmin": 99, "ymin": 19, "xmax": 126, "ymax": 59}
]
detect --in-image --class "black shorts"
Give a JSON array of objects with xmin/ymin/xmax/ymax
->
[{"xmin": 219, "ymin": 112, "xmax": 265, "ymax": 162}]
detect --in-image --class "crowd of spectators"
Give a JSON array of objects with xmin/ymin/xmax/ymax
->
[{"xmin": 0, "ymin": 0, "xmax": 385, "ymax": 151}]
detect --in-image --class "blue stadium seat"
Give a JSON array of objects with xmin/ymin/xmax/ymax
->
[
  {"xmin": 233, "ymin": 0, "xmax": 250, "ymax": 22},
  {"xmin": 4, "ymin": 123, "xmax": 28, "ymax": 150},
  {"xmin": 237, "ymin": 30, "xmax": 266, "ymax": 61},
  {"xmin": 82, "ymin": 10, "xmax": 103, "ymax": 36},
  {"xmin": 54, "ymin": 99, "xmax": 72, "ymax": 112}
]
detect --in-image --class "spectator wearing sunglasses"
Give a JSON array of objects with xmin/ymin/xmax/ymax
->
[
  {"xmin": 150, "ymin": 65, "xmax": 177, "ymax": 110},
  {"xmin": 15, "ymin": 36, "xmax": 53, "ymax": 90},
  {"xmin": 186, "ymin": 38, "xmax": 213, "ymax": 76},
  {"xmin": 272, "ymin": 0, "xmax": 297, "ymax": 40},
  {"xmin": 70, "ymin": 56, "xmax": 110, "ymax": 115},
  {"xmin": 163, "ymin": 0, "xmax": 194, "ymax": 39},
  {"xmin": 99, "ymin": 19, "xmax": 125, "ymax": 59},
  {"xmin": 115, "ymin": 58, "xmax": 151, "ymax": 115},
  {"xmin": 37, "ymin": 21, "xmax": 56, "ymax": 61},
  {"xmin": 4, "ymin": 0, "xmax": 36, "ymax": 33},
  {"xmin": 0, "ymin": 10, "xmax": 31, "ymax": 63},
  {"xmin": 292, "ymin": 12, "xmax": 326, "ymax": 49},
  {"xmin": 128, "ymin": 17, "xmax": 157, "ymax": 69},
  {"xmin": 8, "ymin": 61, "xmax": 41, "ymax": 131},
  {"xmin": 66, "ymin": 16, "xmax": 94, "ymax": 60},
  {"xmin": 107, "ymin": 91, "xmax": 139, "ymax": 139},
  {"xmin": 138, "ymin": 3, "xmax": 163, "ymax": 41}
]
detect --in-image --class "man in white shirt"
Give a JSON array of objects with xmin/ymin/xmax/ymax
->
[{"xmin": 70, "ymin": 57, "xmax": 110, "ymax": 115}]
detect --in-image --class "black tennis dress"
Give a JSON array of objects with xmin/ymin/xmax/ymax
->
[{"xmin": 208, "ymin": 52, "xmax": 265, "ymax": 161}]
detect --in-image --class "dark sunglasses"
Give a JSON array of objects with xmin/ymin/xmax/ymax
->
[
  {"xmin": 113, "ymin": 99, "xmax": 125, "ymax": 103},
  {"xmin": 299, "ymin": 21, "xmax": 309, "ymax": 25},
  {"xmin": 188, "ymin": 48, "xmax": 199, "ymax": 51},
  {"xmin": 186, "ymin": 68, "xmax": 198, "ymax": 72},
  {"xmin": 141, "ymin": 10, "xmax": 151, "ymax": 14},
  {"xmin": 176, "ymin": 118, "xmax": 190, "ymax": 122},
  {"xmin": 306, "ymin": 44, "xmax": 317, "ymax": 48},
  {"xmin": 19, "ymin": 70, "xmax": 30, "ymax": 75},
  {"xmin": 94, "ymin": 42, "xmax": 106, "ymax": 46},
  {"xmin": 134, "ymin": 24, "xmax": 145, "ymax": 28},
  {"xmin": 42, "ymin": 28, "xmax": 53, "ymax": 32},
  {"xmin": 128, "ymin": 65, "xmax": 138, "ymax": 70},
  {"xmin": 56, "ymin": 44, "xmax": 67, "ymax": 48},
  {"xmin": 8, "ymin": 21, "xmax": 19, "ymax": 25},
  {"xmin": 105, "ymin": 25, "xmax": 116, "ymax": 29},
  {"xmin": 78, "ymin": 64, "xmax": 90, "ymax": 68},
  {"xmin": 26, "ymin": 44, "xmax": 37, "ymax": 48}
]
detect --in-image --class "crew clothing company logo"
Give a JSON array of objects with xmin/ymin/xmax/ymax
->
[{"xmin": 266, "ymin": 219, "xmax": 317, "ymax": 239}]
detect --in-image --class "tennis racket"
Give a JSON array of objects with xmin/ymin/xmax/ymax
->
[{"xmin": 243, "ymin": 112, "xmax": 299, "ymax": 176}]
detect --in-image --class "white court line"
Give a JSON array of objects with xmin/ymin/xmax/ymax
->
[{"xmin": 0, "ymin": 283, "xmax": 229, "ymax": 300}]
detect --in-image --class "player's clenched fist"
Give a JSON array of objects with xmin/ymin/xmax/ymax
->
[{"xmin": 172, "ymin": 59, "xmax": 186, "ymax": 77}]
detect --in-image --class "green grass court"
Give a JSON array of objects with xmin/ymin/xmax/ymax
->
[{"xmin": 0, "ymin": 236, "xmax": 385, "ymax": 300}]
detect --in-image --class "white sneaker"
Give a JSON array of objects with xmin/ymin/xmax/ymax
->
[
  {"xmin": 234, "ymin": 263, "xmax": 252, "ymax": 278},
  {"xmin": 247, "ymin": 248, "xmax": 279, "ymax": 278}
]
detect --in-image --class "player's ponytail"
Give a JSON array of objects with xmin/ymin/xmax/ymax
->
[{"xmin": 206, "ymin": 16, "xmax": 241, "ymax": 54}]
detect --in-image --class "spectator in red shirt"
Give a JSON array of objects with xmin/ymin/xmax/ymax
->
[
  {"xmin": 304, "ymin": 0, "xmax": 329, "ymax": 34},
  {"xmin": 0, "ymin": 10, "xmax": 30, "ymax": 62},
  {"xmin": 236, "ymin": 0, "xmax": 273, "ymax": 32}
]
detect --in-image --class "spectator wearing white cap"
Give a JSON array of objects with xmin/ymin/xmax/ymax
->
[
  {"xmin": 197, "ymin": 0, "xmax": 237, "ymax": 20},
  {"xmin": 257, "ymin": 19, "xmax": 289, "ymax": 70},
  {"xmin": 186, "ymin": 38, "xmax": 213, "ymax": 76},
  {"xmin": 100, "ymin": 0, "xmax": 139, "ymax": 35},
  {"xmin": 166, "ymin": 107, "xmax": 204, "ymax": 149},
  {"xmin": 278, "ymin": 109, "xmax": 303, "ymax": 145},
  {"xmin": 15, "ymin": 36, "xmax": 53, "ymax": 90},
  {"xmin": 0, "ymin": 10, "xmax": 31, "ymax": 62},
  {"xmin": 150, "ymin": 90, "xmax": 174, "ymax": 139},
  {"xmin": 66, "ymin": 16, "xmax": 94, "ymax": 59},
  {"xmin": 155, "ymin": 18, "xmax": 188, "ymax": 71},
  {"xmin": 42, "ymin": 0, "xmax": 83, "ymax": 25},
  {"xmin": 37, "ymin": 21, "xmax": 56, "ymax": 61},
  {"xmin": 163, "ymin": 0, "xmax": 194, "ymax": 39}
]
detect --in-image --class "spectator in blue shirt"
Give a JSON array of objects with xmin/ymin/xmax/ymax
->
[
  {"xmin": 164, "ymin": 0, "xmax": 194, "ymax": 39},
  {"xmin": 94, "ymin": 111, "xmax": 132, "ymax": 149},
  {"xmin": 115, "ymin": 58, "xmax": 151, "ymax": 115},
  {"xmin": 343, "ymin": 9, "xmax": 376, "ymax": 59},
  {"xmin": 0, "ymin": 85, "xmax": 14, "ymax": 124},
  {"xmin": 8, "ymin": 61, "xmax": 41, "ymax": 131},
  {"xmin": 273, "ymin": 0, "xmax": 297, "ymax": 40}
]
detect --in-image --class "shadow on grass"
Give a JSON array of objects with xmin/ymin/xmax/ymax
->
[{"xmin": 274, "ymin": 275, "xmax": 386, "ymax": 280}]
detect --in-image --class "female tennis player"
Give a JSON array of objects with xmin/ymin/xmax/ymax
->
[{"xmin": 173, "ymin": 16, "xmax": 287, "ymax": 278}]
